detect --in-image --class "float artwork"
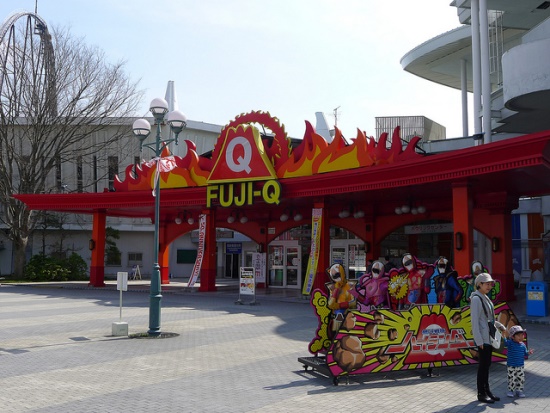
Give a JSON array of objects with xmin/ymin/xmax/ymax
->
[{"xmin": 299, "ymin": 255, "xmax": 522, "ymax": 385}]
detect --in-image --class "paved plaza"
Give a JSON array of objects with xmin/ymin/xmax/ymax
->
[{"xmin": 0, "ymin": 282, "xmax": 549, "ymax": 412}]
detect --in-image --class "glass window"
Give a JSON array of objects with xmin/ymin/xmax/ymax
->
[{"xmin": 128, "ymin": 252, "xmax": 143, "ymax": 267}]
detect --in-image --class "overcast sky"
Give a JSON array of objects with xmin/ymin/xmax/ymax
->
[{"xmin": 1, "ymin": 1, "xmax": 470, "ymax": 140}]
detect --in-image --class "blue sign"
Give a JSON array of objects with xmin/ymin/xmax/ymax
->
[{"xmin": 226, "ymin": 242, "xmax": 242, "ymax": 254}]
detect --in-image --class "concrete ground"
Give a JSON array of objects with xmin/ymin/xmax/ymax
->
[{"xmin": 0, "ymin": 280, "xmax": 549, "ymax": 413}]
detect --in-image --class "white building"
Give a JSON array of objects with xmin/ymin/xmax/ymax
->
[{"xmin": 400, "ymin": 1, "xmax": 550, "ymax": 279}]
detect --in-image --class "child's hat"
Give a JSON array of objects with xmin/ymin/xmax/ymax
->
[{"xmin": 508, "ymin": 325, "xmax": 526, "ymax": 336}]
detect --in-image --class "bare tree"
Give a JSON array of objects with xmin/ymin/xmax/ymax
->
[{"xmin": 0, "ymin": 16, "xmax": 143, "ymax": 277}]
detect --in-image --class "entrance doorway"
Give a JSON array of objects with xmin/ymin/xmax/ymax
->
[
  {"xmin": 225, "ymin": 253, "xmax": 240, "ymax": 278},
  {"xmin": 330, "ymin": 242, "xmax": 368, "ymax": 280},
  {"xmin": 268, "ymin": 243, "xmax": 301, "ymax": 288}
]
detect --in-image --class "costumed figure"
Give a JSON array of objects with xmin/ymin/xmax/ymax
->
[
  {"xmin": 459, "ymin": 260, "xmax": 487, "ymax": 304},
  {"xmin": 402, "ymin": 253, "xmax": 432, "ymax": 307},
  {"xmin": 326, "ymin": 263, "xmax": 357, "ymax": 336},
  {"xmin": 433, "ymin": 256, "xmax": 462, "ymax": 308},
  {"xmin": 355, "ymin": 260, "xmax": 389, "ymax": 312}
]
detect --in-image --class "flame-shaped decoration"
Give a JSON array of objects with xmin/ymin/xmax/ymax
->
[{"xmin": 114, "ymin": 112, "xmax": 425, "ymax": 191}]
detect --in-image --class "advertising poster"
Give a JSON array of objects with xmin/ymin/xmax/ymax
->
[
  {"xmin": 239, "ymin": 267, "xmax": 255, "ymax": 295},
  {"xmin": 188, "ymin": 214, "xmax": 206, "ymax": 287},
  {"xmin": 252, "ymin": 252, "xmax": 266, "ymax": 284},
  {"xmin": 302, "ymin": 208, "xmax": 323, "ymax": 295}
]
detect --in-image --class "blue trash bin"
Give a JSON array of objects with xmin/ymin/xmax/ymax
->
[{"xmin": 526, "ymin": 281, "xmax": 549, "ymax": 317}]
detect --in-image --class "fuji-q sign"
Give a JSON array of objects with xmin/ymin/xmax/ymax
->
[
  {"xmin": 206, "ymin": 124, "xmax": 282, "ymax": 208},
  {"xmin": 206, "ymin": 180, "xmax": 281, "ymax": 208},
  {"xmin": 225, "ymin": 136, "xmax": 253, "ymax": 174}
]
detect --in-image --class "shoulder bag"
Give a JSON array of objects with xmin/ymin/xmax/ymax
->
[{"xmin": 480, "ymin": 297, "xmax": 501, "ymax": 348}]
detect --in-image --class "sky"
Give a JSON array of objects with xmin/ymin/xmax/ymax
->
[{"xmin": 0, "ymin": 0, "xmax": 470, "ymax": 140}]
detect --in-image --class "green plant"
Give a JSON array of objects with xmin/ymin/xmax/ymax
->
[
  {"xmin": 23, "ymin": 252, "xmax": 88, "ymax": 282},
  {"xmin": 105, "ymin": 226, "xmax": 122, "ymax": 266},
  {"xmin": 24, "ymin": 254, "xmax": 69, "ymax": 281},
  {"xmin": 65, "ymin": 253, "xmax": 89, "ymax": 280}
]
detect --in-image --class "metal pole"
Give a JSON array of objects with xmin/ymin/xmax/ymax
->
[
  {"xmin": 148, "ymin": 120, "xmax": 163, "ymax": 336},
  {"xmin": 133, "ymin": 100, "xmax": 186, "ymax": 336}
]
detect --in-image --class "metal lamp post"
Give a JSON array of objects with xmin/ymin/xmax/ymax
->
[{"xmin": 132, "ymin": 97, "xmax": 187, "ymax": 336}]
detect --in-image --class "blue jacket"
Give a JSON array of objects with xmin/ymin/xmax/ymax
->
[{"xmin": 505, "ymin": 339, "xmax": 529, "ymax": 367}]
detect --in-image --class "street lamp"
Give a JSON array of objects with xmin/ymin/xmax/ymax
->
[{"xmin": 132, "ymin": 97, "xmax": 187, "ymax": 336}]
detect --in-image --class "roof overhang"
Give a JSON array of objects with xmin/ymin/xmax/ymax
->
[{"xmin": 14, "ymin": 130, "xmax": 550, "ymax": 221}]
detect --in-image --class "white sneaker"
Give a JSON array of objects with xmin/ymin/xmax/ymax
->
[
  {"xmin": 507, "ymin": 391, "xmax": 515, "ymax": 398},
  {"xmin": 516, "ymin": 390, "xmax": 526, "ymax": 398}
]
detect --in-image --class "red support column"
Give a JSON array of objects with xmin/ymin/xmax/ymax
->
[
  {"xmin": 408, "ymin": 234, "xmax": 418, "ymax": 257},
  {"xmin": 159, "ymin": 243, "xmax": 170, "ymax": 285},
  {"xmin": 452, "ymin": 182, "xmax": 474, "ymax": 277},
  {"xmin": 476, "ymin": 192, "xmax": 519, "ymax": 302},
  {"xmin": 199, "ymin": 210, "xmax": 217, "ymax": 292},
  {"xmin": 490, "ymin": 212, "xmax": 514, "ymax": 301},
  {"xmin": 158, "ymin": 222, "xmax": 170, "ymax": 285},
  {"xmin": 89, "ymin": 210, "xmax": 106, "ymax": 287},
  {"xmin": 365, "ymin": 221, "xmax": 376, "ymax": 262}
]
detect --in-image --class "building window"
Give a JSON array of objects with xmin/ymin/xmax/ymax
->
[
  {"xmin": 177, "ymin": 249, "xmax": 197, "ymax": 264},
  {"xmin": 93, "ymin": 156, "xmax": 98, "ymax": 193},
  {"xmin": 108, "ymin": 156, "xmax": 118, "ymax": 192},
  {"xmin": 128, "ymin": 252, "xmax": 143, "ymax": 267},
  {"xmin": 55, "ymin": 155, "xmax": 62, "ymax": 191},
  {"xmin": 77, "ymin": 156, "xmax": 83, "ymax": 193}
]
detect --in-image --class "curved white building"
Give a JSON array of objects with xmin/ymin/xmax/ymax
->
[
  {"xmin": 401, "ymin": 1, "xmax": 550, "ymax": 140},
  {"xmin": 401, "ymin": 0, "xmax": 550, "ymax": 281}
]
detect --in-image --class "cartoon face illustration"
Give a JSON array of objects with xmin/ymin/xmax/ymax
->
[
  {"xmin": 403, "ymin": 253, "xmax": 415, "ymax": 271},
  {"xmin": 328, "ymin": 263, "xmax": 346, "ymax": 283},
  {"xmin": 471, "ymin": 261, "xmax": 483, "ymax": 276},
  {"xmin": 437, "ymin": 257, "xmax": 449, "ymax": 273},
  {"xmin": 371, "ymin": 261, "xmax": 385, "ymax": 279}
]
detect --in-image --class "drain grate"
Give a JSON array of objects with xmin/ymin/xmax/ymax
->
[{"xmin": 69, "ymin": 336, "xmax": 90, "ymax": 342}]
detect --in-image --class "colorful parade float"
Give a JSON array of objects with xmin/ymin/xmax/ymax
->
[{"xmin": 299, "ymin": 257, "xmax": 521, "ymax": 385}]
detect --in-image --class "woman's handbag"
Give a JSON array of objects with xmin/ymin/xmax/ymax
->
[
  {"xmin": 482, "ymin": 299, "xmax": 502, "ymax": 348},
  {"xmin": 487, "ymin": 320, "xmax": 502, "ymax": 348}
]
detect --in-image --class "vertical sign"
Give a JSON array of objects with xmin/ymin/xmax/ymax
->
[
  {"xmin": 302, "ymin": 208, "xmax": 323, "ymax": 295},
  {"xmin": 117, "ymin": 271, "xmax": 128, "ymax": 291},
  {"xmin": 188, "ymin": 214, "xmax": 206, "ymax": 287},
  {"xmin": 252, "ymin": 252, "xmax": 266, "ymax": 283},
  {"xmin": 236, "ymin": 267, "xmax": 257, "ymax": 305},
  {"xmin": 116, "ymin": 271, "xmax": 128, "ymax": 321}
]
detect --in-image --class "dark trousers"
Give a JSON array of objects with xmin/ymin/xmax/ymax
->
[{"xmin": 477, "ymin": 344, "xmax": 493, "ymax": 394}]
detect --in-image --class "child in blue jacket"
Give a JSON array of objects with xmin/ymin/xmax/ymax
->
[{"xmin": 505, "ymin": 325, "xmax": 534, "ymax": 398}]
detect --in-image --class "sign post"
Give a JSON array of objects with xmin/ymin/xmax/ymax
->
[
  {"xmin": 112, "ymin": 272, "xmax": 129, "ymax": 336},
  {"xmin": 236, "ymin": 267, "xmax": 257, "ymax": 305}
]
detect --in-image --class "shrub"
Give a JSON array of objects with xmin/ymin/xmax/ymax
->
[
  {"xmin": 65, "ymin": 253, "xmax": 89, "ymax": 280},
  {"xmin": 24, "ymin": 253, "xmax": 88, "ymax": 282}
]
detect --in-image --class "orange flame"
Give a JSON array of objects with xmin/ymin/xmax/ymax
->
[{"xmin": 114, "ymin": 113, "xmax": 424, "ymax": 192}]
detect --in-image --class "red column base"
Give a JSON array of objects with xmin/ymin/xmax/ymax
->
[
  {"xmin": 198, "ymin": 268, "xmax": 217, "ymax": 292},
  {"xmin": 89, "ymin": 266, "xmax": 106, "ymax": 287},
  {"xmin": 161, "ymin": 267, "xmax": 170, "ymax": 285}
]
